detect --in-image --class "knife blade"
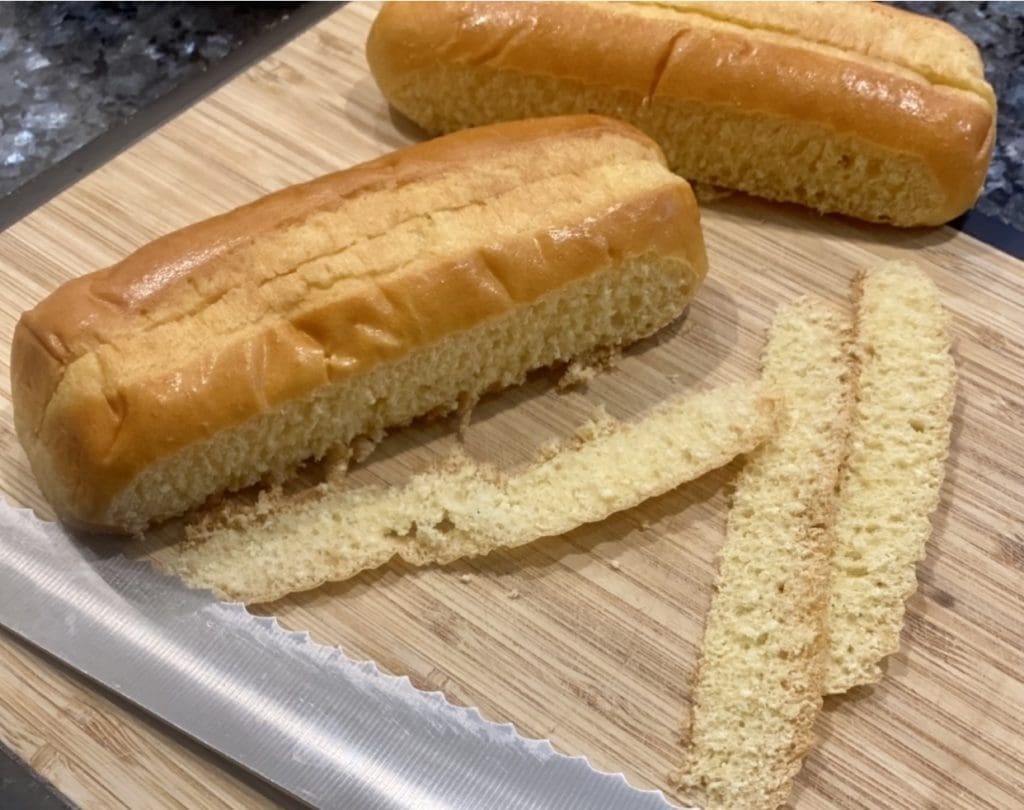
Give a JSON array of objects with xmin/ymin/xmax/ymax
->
[{"xmin": 0, "ymin": 499, "xmax": 685, "ymax": 809}]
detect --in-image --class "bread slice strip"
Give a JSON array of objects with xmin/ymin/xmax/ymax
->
[
  {"xmin": 672, "ymin": 299, "xmax": 853, "ymax": 810},
  {"xmin": 160, "ymin": 381, "xmax": 778, "ymax": 603},
  {"xmin": 825, "ymin": 262, "xmax": 956, "ymax": 694}
]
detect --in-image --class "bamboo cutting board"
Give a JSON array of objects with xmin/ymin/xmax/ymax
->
[{"xmin": 1, "ymin": 4, "xmax": 1023, "ymax": 808}]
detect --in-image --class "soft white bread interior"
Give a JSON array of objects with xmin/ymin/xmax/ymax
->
[
  {"xmin": 672, "ymin": 299, "xmax": 853, "ymax": 810},
  {"xmin": 10, "ymin": 115, "xmax": 707, "ymax": 533},
  {"xmin": 367, "ymin": 1, "xmax": 996, "ymax": 226},
  {"xmin": 162, "ymin": 381, "xmax": 778, "ymax": 604},
  {"xmin": 826, "ymin": 263, "xmax": 956, "ymax": 694}
]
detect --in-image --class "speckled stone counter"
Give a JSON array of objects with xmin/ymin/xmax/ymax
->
[{"xmin": 0, "ymin": 2, "xmax": 299, "ymax": 197}]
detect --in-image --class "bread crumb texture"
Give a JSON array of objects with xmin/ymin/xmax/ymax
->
[
  {"xmin": 673, "ymin": 298, "xmax": 853, "ymax": 810},
  {"xmin": 392, "ymin": 68, "xmax": 950, "ymax": 225},
  {"xmin": 825, "ymin": 262, "xmax": 956, "ymax": 693},
  {"xmin": 163, "ymin": 381, "xmax": 778, "ymax": 603},
  {"xmin": 114, "ymin": 247, "xmax": 694, "ymax": 531}
]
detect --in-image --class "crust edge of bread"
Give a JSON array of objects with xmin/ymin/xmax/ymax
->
[{"xmin": 161, "ymin": 380, "xmax": 780, "ymax": 604}]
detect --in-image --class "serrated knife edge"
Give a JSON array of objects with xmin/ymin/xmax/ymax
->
[{"xmin": 0, "ymin": 499, "xmax": 689, "ymax": 809}]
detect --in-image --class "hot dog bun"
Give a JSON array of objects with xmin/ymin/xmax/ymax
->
[
  {"xmin": 367, "ymin": 2, "xmax": 995, "ymax": 226},
  {"xmin": 11, "ymin": 116, "xmax": 707, "ymax": 532}
]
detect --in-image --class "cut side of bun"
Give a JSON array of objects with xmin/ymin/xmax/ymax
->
[
  {"xmin": 673, "ymin": 298, "xmax": 853, "ymax": 810},
  {"xmin": 162, "ymin": 381, "xmax": 779, "ymax": 604},
  {"xmin": 825, "ymin": 262, "xmax": 956, "ymax": 694}
]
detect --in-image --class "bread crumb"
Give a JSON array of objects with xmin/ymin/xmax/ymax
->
[
  {"xmin": 456, "ymin": 391, "xmax": 477, "ymax": 437},
  {"xmin": 557, "ymin": 348, "xmax": 621, "ymax": 390},
  {"xmin": 351, "ymin": 433, "xmax": 382, "ymax": 463},
  {"xmin": 610, "ymin": 560, "xmax": 621, "ymax": 571},
  {"xmin": 535, "ymin": 440, "xmax": 562, "ymax": 462},
  {"xmin": 323, "ymin": 445, "xmax": 352, "ymax": 482},
  {"xmin": 558, "ymin": 359, "xmax": 599, "ymax": 389},
  {"xmin": 532, "ymin": 405, "xmax": 621, "ymax": 464},
  {"xmin": 690, "ymin": 182, "xmax": 734, "ymax": 204},
  {"xmin": 459, "ymin": 573, "xmax": 472, "ymax": 584},
  {"xmin": 573, "ymin": 404, "xmax": 618, "ymax": 443}
]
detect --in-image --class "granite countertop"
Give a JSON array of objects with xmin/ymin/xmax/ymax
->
[
  {"xmin": 0, "ymin": 2, "xmax": 300, "ymax": 198},
  {"xmin": 1, "ymin": 1, "xmax": 1021, "ymax": 231}
]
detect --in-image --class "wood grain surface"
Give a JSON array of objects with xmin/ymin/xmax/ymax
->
[{"xmin": 2, "ymin": 4, "xmax": 1023, "ymax": 808}]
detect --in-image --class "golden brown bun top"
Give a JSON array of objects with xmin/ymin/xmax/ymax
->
[
  {"xmin": 19, "ymin": 115, "xmax": 661, "ymax": 371},
  {"xmin": 648, "ymin": 2, "xmax": 994, "ymax": 108},
  {"xmin": 372, "ymin": 1, "xmax": 993, "ymax": 108}
]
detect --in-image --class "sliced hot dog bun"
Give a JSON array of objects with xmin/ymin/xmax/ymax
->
[
  {"xmin": 367, "ymin": 1, "xmax": 995, "ymax": 225},
  {"xmin": 11, "ymin": 115, "xmax": 707, "ymax": 533}
]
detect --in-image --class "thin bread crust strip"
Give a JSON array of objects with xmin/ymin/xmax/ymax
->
[
  {"xmin": 161, "ymin": 380, "xmax": 778, "ymax": 603},
  {"xmin": 672, "ymin": 298, "xmax": 853, "ymax": 810},
  {"xmin": 825, "ymin": 262, "xmax": 956, "ymax": 694}
]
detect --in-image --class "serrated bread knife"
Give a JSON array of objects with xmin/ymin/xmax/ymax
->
[{"xmin": 0, "ymin": 499, "xmax": 685, "ymax": 809}]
